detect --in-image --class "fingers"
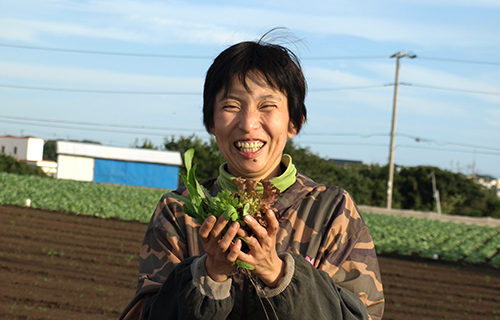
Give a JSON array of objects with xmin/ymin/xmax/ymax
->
[
  {"xmin": 199, "ymin": 215, "xmax": 216, "ymax": 239},
  {"xmin": 200, "ymin": 215, "xmax": 231, "ymax": 241},
  {"xmin": 244, "ymin": 209, "xmax": 279, "ymax": 241},
  {"xmin": 218, "ymin": 221, "xmax": 240, "ymax": 251},
  {"xmin": 265, "ymin": 209, "xmax": 279, "ymax": 235},
  {"xmin": 211, "ymin": 214, "xmax": 231, "ymax": 238},
  {"xmin": 226, "ymin": 238, "xmax": 242, "ymax": 262},
  {"xmin": 200, "ymin": 215, "xmax": 241, "ymax": 254}
]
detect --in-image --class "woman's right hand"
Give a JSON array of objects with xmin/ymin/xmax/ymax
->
[{"xmin": 199, "ymin": 215, "xmax": 242, "ymax": 282}]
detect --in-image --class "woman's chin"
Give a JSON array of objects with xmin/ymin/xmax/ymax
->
[{"xmin": 230, "ymin": 162, "xmax": 281, "ymax": 180}]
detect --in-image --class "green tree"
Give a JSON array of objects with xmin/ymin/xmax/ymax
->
[
  {"xmin": 357, "ymin": 164, "xmax": 390, "ymax": 207},
  {"xmin": 132, "ymin": 138, "xmax": 158, "ymax": 150},
  {"xmin": 0, "ymin": 154, "xmax": 48, "ymax": 177},
  {"xmin": 164, "ymin": 134, "xmax": 225, "ymax": 184},
  {"xmin": 396, "ymin": 166, "xmax": 435, "ymax": 211},
  {"xmin": 391, "ymin": 166, "xmax": 500, "ymax": 217},
  {"xmin": 159, "ymin": 134, "xmax": 500, "ymax": 217},
  {"xmin": 43, "ymin": 140, "xmax": 57, "ymax": 161},
  {"xmin": 284, "ymin": 140, "xmax": 339, "ymax": 185},
  {"xmin": 283, "ymin": 140, "xmax": 374, "ymax": 205}
]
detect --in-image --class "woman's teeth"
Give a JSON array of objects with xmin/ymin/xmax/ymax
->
[{"xmin": 235, "ymin": 141, "xmax": 264, "ymax": 152}]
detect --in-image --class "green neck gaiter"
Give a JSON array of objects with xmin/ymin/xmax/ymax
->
[{"xmin": 216, "ymin": 154, "xmax": 297, "ymax": 193}]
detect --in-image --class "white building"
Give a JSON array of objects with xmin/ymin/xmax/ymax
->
[
  {"xmin": 0, "ymin": 136, "xmax": 57, "ymax": 176},
  {"xmin": 0, "ymin": 135, "xmax": 44, "ymax": 160},
  {"xmin": 56, "ymin": 141, "xmax": 182, "ymax": 189}
]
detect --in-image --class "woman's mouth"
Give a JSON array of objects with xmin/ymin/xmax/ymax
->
[{"xmin": 234, "ymin": 141, "xmax": 265, "ymax": 153}]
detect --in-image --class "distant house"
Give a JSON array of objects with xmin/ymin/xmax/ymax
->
[
  {"xmin": 56, "ymin": 141, "xmax": 182, "ymax": 189},
  {"xmin": 472, "ymin": 174, "xmax": 500, "ymax": 198},
  {"xmin": 474, "ymin": 174, "xmax": 498, "ymax": 189},
  {"xmin": 0, "ymin": 135, "xmax": 57, "ymax": 176}
]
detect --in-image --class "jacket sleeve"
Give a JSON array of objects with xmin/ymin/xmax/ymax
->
[
  {"xmin": 143, "ymin": 252, "xmax": 368, "ymax": 320},
  {"xmin": 142, "ymin": 256, "xmax": 236, "ymax": 320},
  {"xmin": 120, "ymin": 192, "xmax": 204, "ymax": 320},
  {"xmin": 320, "ymin": 191, "xmax": 385, "ymax": 320},
  {"xmin": 255, "ymin": 252, "xmax": 369, "ymax": 320},
  {"xmin": 275, "ymin": 185, "xmax": 384, "ymax": 320}
]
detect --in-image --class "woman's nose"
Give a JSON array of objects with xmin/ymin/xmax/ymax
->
[{"xmin": 238, "ymin": 110, "xmax": 260, "ymax": 132}]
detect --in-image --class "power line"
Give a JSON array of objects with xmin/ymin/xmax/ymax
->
[
  {"xmin": 309, "ymin": 84, "xmax": 392, "ymax": 92},
  {"xmin": 397, "ymin": 133, "xmax": 500, "ymax": 152},
  {"xmin": 302, "ymin": 55, "xmax": 388, "ymax": 60},
  {"xmin": 0, "ymin": 43, "xmax": 213, "ymax": 59},
  {"xmin": 3, "ymin": 81, "xmax": 498, "ymax": 97},
  {"xmin": 397, "ymin": 144, "xmax": 500, "ymax": 156},
  {"xmin": 0, "ymin": 43, "xmax": 390, "ymax": 60},
  {"xmin": 300, "ymin": 141, "xmax": 500, "ymax": 156},
  {"xmin": 400, "ymin": 82, "xmax": 500, "ymax": 96},
  {"xmin": 3, "ymin": 115, "xmax": 498, "ymax": 153},
  {"xmin": 0, "ymin": 84, "xmax": 200, "ymax": 95},
  {"xmin": 299, "ymin": 141, "xmax": 388, "ymax": 147},
  {"xmin": 5, "ymin": 43, "xmax": 499, "ymax": 65},
  {"xmin": 0, "ymin": 115, "xmax": 205, "ymax": 131},
  {"xmin": 302, "ymin": 132, "xmax": 389, "ymax": 138},
  {"xmin": 0, "ymin": 83, "xmax": 390, "ymax": 95},
  {"xmin": 418, "ymin": 56, "xmax": 500, "ymax": 66},
  {"xmin": 0, "ymin": 116, "xmax": 206, "ymax": 135}
]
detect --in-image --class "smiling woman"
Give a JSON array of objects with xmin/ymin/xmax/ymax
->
[
  {"xmin": 211, "ymin": 72, "xmax": 297, "ymax": 181},
  {"xmin": 120, "ymin": 31, "xmax": 384, "ymax": 320}
]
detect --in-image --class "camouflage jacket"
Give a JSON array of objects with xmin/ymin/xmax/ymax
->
[{"xmin": 120, "ymin": 173, "xmax": 384, "ymax": 320}]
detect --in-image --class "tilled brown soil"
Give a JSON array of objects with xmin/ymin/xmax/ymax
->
[{"xmin": 1, "ymin": 205, "xmax": 499, "ymax": 320}]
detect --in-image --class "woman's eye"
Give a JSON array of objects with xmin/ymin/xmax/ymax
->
[
  {"xmin": 222, "ymin": 105, "xmax": 238, "ymax": 111},
  {"xmin": 260, "ymin": 104, "xmax": 276, "ymax": 110}
]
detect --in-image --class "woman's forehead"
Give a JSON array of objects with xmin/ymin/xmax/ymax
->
[{"xmin": 218, "ymin": 71, "xmax": 284, "ymax": 98}]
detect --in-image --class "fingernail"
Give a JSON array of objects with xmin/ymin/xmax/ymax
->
[{"xmin": 244, "ymin": 215, "xmax": 252, "ymax": 223}]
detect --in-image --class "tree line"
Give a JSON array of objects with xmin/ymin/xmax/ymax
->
[
  {"xmin": 0, "ymin": 153, "xmax": 48, "ymax": 177},
  {"xmin": 4, "ymin": 136, "xmax": 497, "ymax": 218},
  {"xmin": 152, "ymin": 135, "xmax": 500, "ymax": 218}
]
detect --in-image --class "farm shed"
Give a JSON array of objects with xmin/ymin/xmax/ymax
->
[
  {"xmin": 56, "ymin": 141, "xmax": 182, "ymax": 189},
  {"xmin": 0, "ymin": 135, "xmax": 44, "ymax": 161},
  {"xmin": 0, "ymin": 135, "xmax": 58, "ymax": 176}
]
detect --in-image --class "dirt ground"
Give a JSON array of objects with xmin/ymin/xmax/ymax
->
[{"xmin": 1, "ymin": 205, "xmax": 499, "ymax": 320}]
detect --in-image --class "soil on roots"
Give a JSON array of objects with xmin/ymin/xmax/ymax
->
[{"xmin": 1, "ymin": 205, "xmax": 499, "ymax": 320}]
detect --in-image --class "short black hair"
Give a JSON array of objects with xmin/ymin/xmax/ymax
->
[{"xmin": 203, "ymin": 39, "xmax": 307, "ymax": 133}]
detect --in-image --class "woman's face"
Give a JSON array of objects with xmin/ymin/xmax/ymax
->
[{"xmin": 211, "ymin": 72, "xmax": 297, "ymax": 181}]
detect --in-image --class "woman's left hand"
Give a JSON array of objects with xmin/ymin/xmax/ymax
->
[{"xmin": 238, "ymin": 209, "xmax": 285, "ymax": 288}]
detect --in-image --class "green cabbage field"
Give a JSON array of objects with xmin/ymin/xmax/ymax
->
[
  {"xmin": 1, "ymin": 172, "xmax": 500, "ymax": 268},
  {"xmin": 0, "ymin": 172, "xmax": 168, "ymax": 223},
  {"xmin": 363, "ymin": 213, "xmax": 500, "ymax": 268}
]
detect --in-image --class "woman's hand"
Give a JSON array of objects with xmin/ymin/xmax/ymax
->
[
  {"xmin": 238, "ymin": 209, "xmax": 285, "ymax": 288},
  {"xmin": 199, "ymin": 215, "xmax": 242, "ymax": 282}
]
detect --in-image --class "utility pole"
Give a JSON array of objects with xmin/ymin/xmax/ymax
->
[
  {"xmin": 386, "ymin": 51, "xmax": 416, "ymax": 209},
  {"xmin": 429, "ymin": 171, "xmax": 442, "ymax": 214}
]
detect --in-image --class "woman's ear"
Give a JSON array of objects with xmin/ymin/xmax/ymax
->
[
  {"xmin": 287, "ymin": 116, "xmax": 304, "ymax": 139},
  {"xmin": 287, "ymin": 122, "xmax": 298, "ymax": 139}
]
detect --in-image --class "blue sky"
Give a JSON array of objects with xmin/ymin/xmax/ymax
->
[{"xmin": 1, "ymin": 0, "xmax": 499, "ymax": 178}]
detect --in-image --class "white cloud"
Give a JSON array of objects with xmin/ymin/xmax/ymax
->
[
  {"xmin": 2, "ymin": 0, "xmax": 498, "ymax": 49},
  {"xmin": 0, "ymin": 61, "xmax": 204, "ymax": 90},
  {"xmin": 0, "ymin": 18, "xmax": 152, "ymax": 43}
]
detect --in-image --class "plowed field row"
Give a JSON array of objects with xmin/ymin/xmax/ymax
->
[{"xmin": 1, "ymin": 205, "xmax": 499, "ymax": 320}]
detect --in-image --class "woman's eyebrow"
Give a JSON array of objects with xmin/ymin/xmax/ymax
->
[
  {"xmin": 218, "ymin": 94, "xmax": 240, "ymax": 102},
  {"xmin": 217, "ymin": 93, "xmax": 283, "ymax": 103},
  {"xmin": 259, "ymin": 94, "xmax": 282, "ymax": 101}
]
